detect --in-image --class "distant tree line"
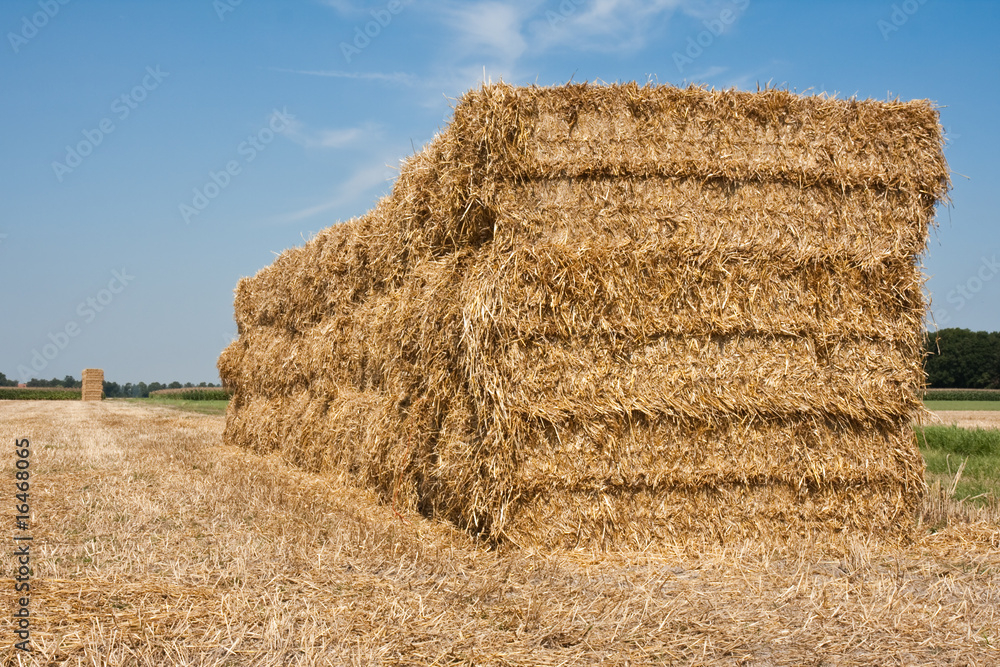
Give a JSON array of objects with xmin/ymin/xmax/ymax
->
[
  {"xmin": 0, "ymin": 373, "xmax": 220, "ymax": 398},
  {"xmin": 5, "ymin": 329, "xmax": 999, "ymax": 393},
  {"xmin": 924, "ymin": 328, "xmax": 1000, "ymax": 389},
  {"xmin": 24, "ymin": 375, "xmax": 82, "ymax": 388},
  {"xmin": 100, "ymin": 380, "xmax": 222, "ymax": 398}
]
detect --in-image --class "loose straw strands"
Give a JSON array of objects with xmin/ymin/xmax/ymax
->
[{"xmin": 219, "ymin": 82, "xmax": 949, "ymax": 547}]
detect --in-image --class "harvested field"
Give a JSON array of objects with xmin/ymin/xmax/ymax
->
[
  {"xmin": 1, "ymin": 401, "xmax": 997, "ymax": 665},
  {"xmin": 925, "ymin": 410, "xmax": 1000, "ymax": 430}
]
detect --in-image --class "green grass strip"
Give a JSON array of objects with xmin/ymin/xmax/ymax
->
[{"xmin": 916, "ymin": 424, "xmax": 1000, "ymax": 504}]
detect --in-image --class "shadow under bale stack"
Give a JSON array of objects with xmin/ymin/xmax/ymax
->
[{"xmin": 219, "ymin": 82, "xmax": 949, "ymax": 548}]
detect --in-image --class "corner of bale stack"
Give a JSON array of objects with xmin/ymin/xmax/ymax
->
[{"xmin": 219, "ymin": 82, "xmax": 949, "ymax": 548}]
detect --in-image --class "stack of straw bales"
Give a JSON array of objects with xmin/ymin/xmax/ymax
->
[
  {"xmin": 81, "ymin": 368, "xmax": 104, "ymax": 401},
  {"xmin": 219, "ymin": 83, "xmax": 949, "ymax": 547}
]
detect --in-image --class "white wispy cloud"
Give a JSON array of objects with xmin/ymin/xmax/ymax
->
[
  {"xmin": 279, "ymin": 114, "xmax": 381, "ymax": 151},
  {"xmin": 422, "ymin": 0, "xmax": 709, "ymax": 93},
  {"xmin": 304, "ymin": 0, "xmax": 749, "ymax": 109},
  {"xmin": 408, "ymin": 2, "xmax": 538, "ymax": 105},
  {"xmin": 274, "ymin": 164, "xmax": 398, "ymax": 225},
  {"xmin": 316, "ymin": 0, "xmax": 356, "ymax": 15},
  {"xmin": 672, "ymin": 64, "xmax": 779, "ymax": 92},
  {"xmin": 314, "ymin": 127, "xmax": 368, "ymax": 149},
  {"xmin": 681, "ymin": 64, "xmax": 728, "ymax": 84},
  {"xmin": 528, "ymin": 0, "xmax": 688, "ymax": 53},
  {"xmin": 270, "ymin": 67, "xmax": 416, "ymax": 86},
  {"xmin": 718, "ymin": 64, "xmax": 780, "ymax": 91},
  {"xmin": 440, "ymin": 2, "xmax": 533, "ymax": 65}
]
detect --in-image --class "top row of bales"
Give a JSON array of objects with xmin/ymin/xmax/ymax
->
[{"xmin": 219, "ymin": 82, "xmax": 949, "ymax": 548}]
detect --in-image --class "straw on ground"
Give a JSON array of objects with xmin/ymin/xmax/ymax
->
[{"xmin": 0, "ymin": 401, "xmax": 997, "ymax": 665}]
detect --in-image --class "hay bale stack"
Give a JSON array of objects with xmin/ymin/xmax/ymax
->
[
  {"xmin": 81, "ymin": 368, "xmax": 104, "ymax": 401},
  {"xmin": 219, "ymin": 83, "xmax": 949, "ymax": 547}
]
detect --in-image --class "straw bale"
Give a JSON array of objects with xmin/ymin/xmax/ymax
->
[
  {"xmin": 219, "ymin": 82, "xmax": 948, "ymax": 547},
  {"xmin": 447, "ymin": 83, "xmax": 948, "ymax": 193},
  {"xmin": 81, "ymin": 368, "xmax": 104, "ymax": 401},
  {"xmin": 223, "ymin": 329, "xmax": 921, "ymax": 420},
  {"xmin": 501, "ymin": 481, "xmax": 920, "ymax": 549}
]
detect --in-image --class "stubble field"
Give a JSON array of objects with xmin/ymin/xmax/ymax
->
[{"xmin": 1, "ymin": 401, "xmax": 998, "ymax": 666}]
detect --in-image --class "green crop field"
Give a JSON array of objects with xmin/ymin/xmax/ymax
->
[
  {"xmin": 148, "ymin": 388, "xmax": 231, "ymax": 400},
  {"xmin": 924, "ymin": 400, "xmax": 1000, "ymax": 411},
  {"xmin": 923, "ymin": 389, "xmax": 1000, "ymax": 401},
  {"xmin": 125, "ymin": 396, "xmax": 229, "ymax": 416},
  {"xmin": 0, "ymin": 387, "xmax": 82, "ymax": 400}
]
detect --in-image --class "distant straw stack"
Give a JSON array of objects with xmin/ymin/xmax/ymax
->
[
  {"xmin": 81, "ymin": 369, "xmax": 104, "ymax": 401},
  {"xmin": 219, "ymin": 82, "xmax": 949, "ymax": 548}
]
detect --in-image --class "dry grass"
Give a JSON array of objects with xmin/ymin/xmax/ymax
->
[{"xmin": 1, "ymin": 401, "xmax": 997, "ymax": 665}]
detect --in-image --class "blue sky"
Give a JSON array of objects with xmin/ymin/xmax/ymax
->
[{"xmin": 1, "ymin": 0, "xmax": 997, "ymax": 385}]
